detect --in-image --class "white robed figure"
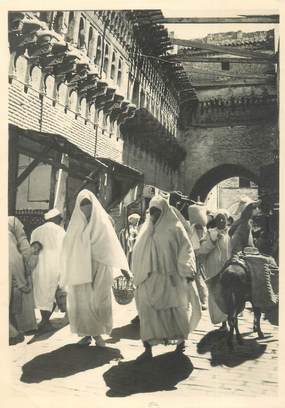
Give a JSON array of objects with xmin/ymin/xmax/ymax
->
[
  {"xmin": 132, "ymin": 196, "xmax": 196, "ymax": 362},
  {"xmin": 61, "ymin": 189, "xmax": 129, "ymax": 347},
  {"xmin": 198, "ymin": 211, "xmax": 231, "ymax": 329},
  {"xmin": 31, "ymin": 208, "xmax": 65, "ymax": 330}
]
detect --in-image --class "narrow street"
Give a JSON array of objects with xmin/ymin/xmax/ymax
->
[{"xmin": 8, "ymin": 297, "xmax": 278, "ymax": 405}]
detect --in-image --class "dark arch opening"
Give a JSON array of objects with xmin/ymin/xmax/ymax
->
[{"xmin": 189, "ymin": 164, "xmax": 259, "ymax": 202}]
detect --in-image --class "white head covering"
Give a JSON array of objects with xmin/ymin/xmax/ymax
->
[
  {"xmin": 132, "ymin": 195, "xmax": 196, "ymax": 287},
  {"xmin": 128, "ymin": 213, "xmax": 141, "ymax": 222},
  {"xmin": 214, "ymin": 209, "xmax": 229, "ymax": 220},
  {"xmin": 44, "ymin": 208, "xmax": 61, "ymax": 221},
  {"xmin": 62, "ymin": 189, "xmax": 129, "ymax": 286},
  {"xmin": 188, "ymin": 203, "xmax": 208, "ymax": 226}
]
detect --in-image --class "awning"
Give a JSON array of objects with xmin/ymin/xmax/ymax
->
[
  {"xmin": 9, "ymin": 124, "xmax": 108, "ymax": 179},
  {"xmin": 96, "ymin": 157, "xmax": 143, "ymax": 182},
  {"xmin": 9, "ymin": 124, "xmax": 144, "ymax": 210},
  {"xmin": 96, "ymin": 157, "xmax": 144, "ymax": 210}
]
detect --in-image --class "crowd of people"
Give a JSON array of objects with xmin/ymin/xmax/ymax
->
[{"xmin": 9, "ymin": 189, "xmax": 263, "ymax": 361}]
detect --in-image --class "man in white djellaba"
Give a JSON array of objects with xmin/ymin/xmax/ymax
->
[{"xmin": 31, "ymin": 208, "xmax": 65, "ymax": 330}]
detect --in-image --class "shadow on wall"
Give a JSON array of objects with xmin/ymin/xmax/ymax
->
[
  {"xmin": 20, "ymin": 344, "xmax": 123, "ymax": 383},
  {"xmin": 103, "ymin": 351, "xmax": 194, "ymax": 397}
]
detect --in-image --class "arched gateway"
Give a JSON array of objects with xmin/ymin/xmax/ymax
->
[{"xmin": 189, "ymin": 164, "xmax": 259, "ymax": 202}]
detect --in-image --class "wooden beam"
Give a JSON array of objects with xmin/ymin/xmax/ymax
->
[
  {"xmin": 168, "ymin": 55, "xmax": 277, "ymax": 64},
  {"xmin": 8, "ymin": 134, "xmax": 19, "ymax": 215},
  {"xmin": 192, "ymin": 79, "xmax": 276, "ymax": 88},
  {"xmin": 170, "ymin": 38, "xmax": 275, "ymax": 60},
  {"xmin": 161, "ymin": 15, "xmax": 279, "ymax": 24},
  {"xmin": 16, "ymin": 146, "xmax": 52, "ymax": 187},
  {"xmin": 182, "ymin": 65, "xmax": 276, "ymax": 80}
]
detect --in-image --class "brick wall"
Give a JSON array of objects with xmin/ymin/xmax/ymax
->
[
  {"xmin": 9, "ymin": 79, "xmax": 123, "ymax": 160},
  {"xmin": 9, "ymin": 78, "xmax": 176, "ymax": 191}
]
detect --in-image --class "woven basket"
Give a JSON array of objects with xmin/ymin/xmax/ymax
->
[
  {"xmin": 112, "ymin": 276, "xmax": 135, "ymax": 305},
  {"xmin": 55, "ymin": 287, "xmax": 67, "ymax": 312}
]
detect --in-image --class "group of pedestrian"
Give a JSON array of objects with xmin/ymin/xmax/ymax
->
[
  {"xmin": 9, "ymin": 188, "xmax": 261, "ymax": 363},
  {"xmin": 9, "ymin": 209, "xmax": 65, "ymax": 344}
]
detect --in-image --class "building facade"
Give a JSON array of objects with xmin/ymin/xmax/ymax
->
[{"xmin": 8, "ymin": 10, "xmax": 192, "ymax": 233}]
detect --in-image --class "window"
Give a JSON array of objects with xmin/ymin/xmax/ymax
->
[
  {"xmin": 53, "ymin": 12, "xmax": 64, "ymax": 34},
  {"xmin": 15, "ymin": 55, "xmax": 28, "ymax": 83},
  {"xmin": 87, "ymin": 27, "xmax": 94, "ymax": 57},
  {"xmin": 16, "ymin": 153, "xmax": 51, "ymax": 210},
  {"xmin": 31, "ymin": 66, "xmax": 42, "ymax": 91},
  {"xmin": 58, "ymin": 82, "xmax": 67, "ymax": 104},
  {"xmin": 132, "ymin": 81, "xmax": 140, "ymax": 105},
  {"xmin": 103, "ymin": 44, "xmax": 110, "ymax": 73},
  {"xmin": 45, "ymin": 75, "xmax": 55, "ymax": 98},
  {"xmin": 66, "ymin": 12, "xmax": 74, "ymax": 42},
  {"xmin": 78, "ymin": 17, "xmax": 85, "ymax": 49},
  {"xmin": 221, "ymin": 61, "xmax": 230, "ymax": 71},
  {"xmin": 117, "ymin": 59, "xmax": 122, "ymax": 87},
  {"xmin": 69, "ymin": 90, "xmax": 78, "ymax": 111},
  {"xmin": 94, "ymin": 36, "xmax": 102, "ymax": 66},
  {"xmin": 110, "ymin": 52, "xmax": 116, "ymax": 79}
]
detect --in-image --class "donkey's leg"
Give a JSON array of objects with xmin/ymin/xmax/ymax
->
[
  {"xmin": 227, "ymin": 316, "xmax": 235, "ymax": 350},
  {"xmin": 252, "ymin": 306, "xmax": 264, "ymax": 339},
  {"xmin": 234, "ymin": 316, "xmax": 243, "ymax": 345}
]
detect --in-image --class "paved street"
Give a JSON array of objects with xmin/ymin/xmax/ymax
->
[{"xmin": 8, "ymin": 297, "xmax": 278, "ymax": 407}]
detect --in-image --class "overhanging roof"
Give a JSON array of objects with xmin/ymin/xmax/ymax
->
[{"xmin": 9, "ymin": 124, "xmax": 143, "ymax": 183}]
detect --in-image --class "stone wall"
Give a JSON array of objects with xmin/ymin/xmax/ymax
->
[{"xmin": 179, "ymin": 122, "xmax": 277, "ymax": 199}]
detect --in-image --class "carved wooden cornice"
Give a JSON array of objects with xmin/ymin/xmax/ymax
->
[{"xmin": 95, "ymin": 87, "xmax": 116, "ymax": 112}]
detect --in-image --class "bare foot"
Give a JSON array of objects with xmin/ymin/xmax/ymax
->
[{"xmin": 94, "ymin": 335, "xmax": 106, "ymax": 347}]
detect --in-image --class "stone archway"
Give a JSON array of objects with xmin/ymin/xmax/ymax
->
[{"xmin": 189, "ymin": 164, "xmax": 259, "ymax": 202}]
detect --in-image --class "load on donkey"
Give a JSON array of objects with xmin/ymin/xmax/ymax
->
[{"xmin": 210, "ymin": 197, "xmax": 279, "ymax": 350}]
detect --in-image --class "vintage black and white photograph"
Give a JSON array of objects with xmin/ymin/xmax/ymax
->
[{"xmin": 3, "ymin": 1, "xmax": 281, "ymax": 406}]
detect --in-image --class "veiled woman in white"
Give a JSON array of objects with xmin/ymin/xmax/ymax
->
[
  {"xmin": 61, "ymin": 189, "xmax": 129, "ymax": 347},
  {"xmin": 132, "ymin": 196, "xmax": 196, "ymax": 362}
]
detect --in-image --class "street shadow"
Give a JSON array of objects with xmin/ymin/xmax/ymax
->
[
  {"xmin": 197, "ymin": 329, "xmax": 267, "ymax": 367},
  {"xmin": 106, "ymin": 323, "xmax": 140, "ymax": 344},
  {"xmin": 27, "ymin": 316, "xmax": 69, "ymax": 345},
  {"xmin": 21, "ymin": 344, "xmax": 122, "ymax": 383},
  {"xmin": 104, "ymin": 351, "xmax": 193, "ymax": 397}
]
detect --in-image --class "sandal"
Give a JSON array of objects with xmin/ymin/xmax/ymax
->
[
  {"xmin": 77, "ymin": 336, "xmax": 92, "ymax": 346},
  {"xmin": 175, "ymin": 341, "xmax": 186, "ymax": 354}
]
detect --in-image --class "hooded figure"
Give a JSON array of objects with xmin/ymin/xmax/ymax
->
[
  {"xmin": 187, "ymin": 204, "xmax": 209, "ymax": 310},
  {"xmin": 61, "ymin": 189, "xmax": 129, "ymax": 347},
  {"xmin": 197, "ymin": 211, "xmax": 231, "ymax": 327},
  {"xmin": 132, "ymin": 196, "xmax": 196, "ymax": 362},
  {"xmin": 9, "ymin": 217, "xmax": 37, "ymax": 343},
  {"xmin": 229, "ymin": 197, "xmax": 261, "ymax": 255}
]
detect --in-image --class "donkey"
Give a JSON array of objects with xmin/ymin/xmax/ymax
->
[{"xmin": 220, "ymin": 260, "xmax": 264, "ymax": 350}]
